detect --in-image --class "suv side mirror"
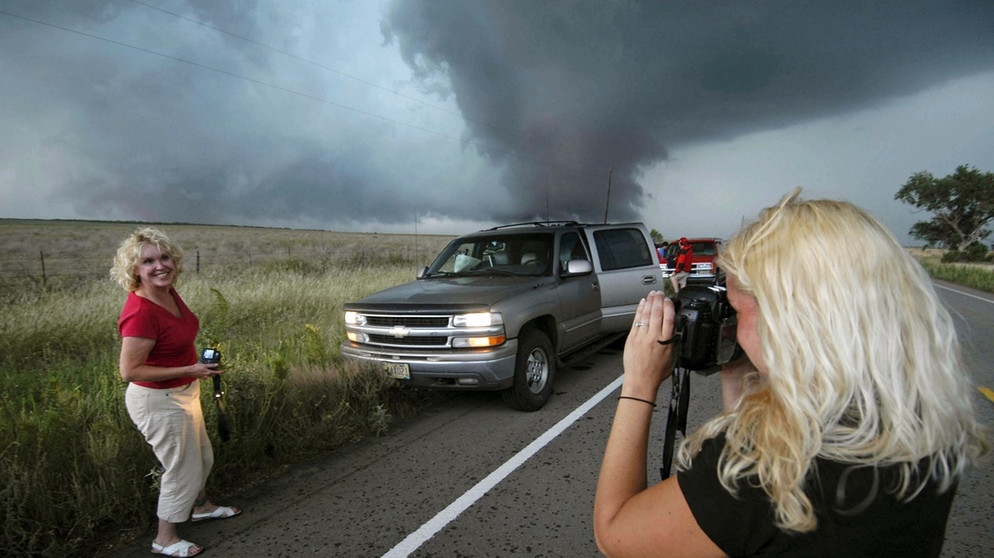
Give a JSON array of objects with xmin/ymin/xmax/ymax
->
[{"xmin": 563, "ymin": 259, "xmax": 593, "ymax": 276}]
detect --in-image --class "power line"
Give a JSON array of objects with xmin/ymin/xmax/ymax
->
[
  {"xmin": 0, "ymin": 7, "xmax": 501, "ymax": 152},
  {"xmin": 126, "ymin": 1, "xmax": 592, "ymax": 184},
  {"xmin": 128, "ymin": 0, "xmax": 512, "ymax": 143},
  {"xmin": 0, "ymin": 6, "xmax": 594, "ymax": 188}
]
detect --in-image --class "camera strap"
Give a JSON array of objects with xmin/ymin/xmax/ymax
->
[
  {"xmin": 212, "ymin": 375, "xmax": 231, "ymax": 442},
  {"xmin": 212, "ymin": 374, "xmax": 223, "ymax": 398},
  {"xmin": 660, "ymin": 367, "xmax": 690, "ymax": 480}
]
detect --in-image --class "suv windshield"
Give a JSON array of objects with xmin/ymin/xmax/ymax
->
[{"xmin": 424, "ymin": 233, "xmax": 554, "ymax": 277}]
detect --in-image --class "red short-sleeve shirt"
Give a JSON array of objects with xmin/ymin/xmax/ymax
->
[{"xmin": 118, "ymin": 289, "xmax": 200, "ymax": 389}]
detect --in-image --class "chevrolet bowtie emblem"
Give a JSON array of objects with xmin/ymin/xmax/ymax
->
[{"xmin": 389, "ymin": 325, "xmax": 410, "ymax": 338}]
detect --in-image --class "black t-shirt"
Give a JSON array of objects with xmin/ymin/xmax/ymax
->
[{"xmin": 677, "ymin": 435, "xmax": 957, "ymax": 557}]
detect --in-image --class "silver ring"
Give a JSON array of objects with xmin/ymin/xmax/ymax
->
[{"xmin": 635, "ymin": 322, "xmax": 646, "ymax": 327}]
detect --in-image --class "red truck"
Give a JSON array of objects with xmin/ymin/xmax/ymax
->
[{"xmin": 656, "ymin": 237, "xmax": 724, "ymax": 282}]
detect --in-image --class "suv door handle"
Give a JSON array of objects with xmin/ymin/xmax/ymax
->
[{"xmin": 642, "ymin": 275, "xmax": 658, "ymax": 285}]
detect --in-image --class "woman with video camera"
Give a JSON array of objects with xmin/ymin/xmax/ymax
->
[
  {"xmin": 112, "ymin": 227, "xmax": 240, "ymax": 557},
  {"xmin": 594, "ymin": 190, "xmax": 988, "ymax": 557}
]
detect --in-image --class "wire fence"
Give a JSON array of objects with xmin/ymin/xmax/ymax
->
[
  {"xmin": 2, "ymin": 250, "xmax": 218, "ymax": 285},
  {"xmin": 0, "ymin": 245, "xmax": 442, "ymax": 294},
  {"xmin": 0, "ymin": 250, "xmax": 105, "ymax": 286},
  {"xmin": 0, "ymin": 221, "xmax": 456, "ymax": 299}
]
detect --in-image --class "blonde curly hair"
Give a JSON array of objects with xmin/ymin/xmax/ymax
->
[
  {"xmin": 110, "ymin": 227, "xmax": 185, "ymax": 291},
  {"xmin": 677, "ymin": 189, "xmax": 989, "ymax": 533}
]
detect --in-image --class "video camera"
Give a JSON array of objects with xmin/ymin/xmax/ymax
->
[
  {"xmin": 200, "ymin": 347, "xmax": 221, "ymax": 365},
  {"xmin": 661, "ymin": 281, "xmax": 742, "ymax": 479}
]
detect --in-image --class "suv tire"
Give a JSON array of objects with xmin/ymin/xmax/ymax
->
[{"xmin": 502, "ymin": 328, "xmax": 555, "ymax": 411}]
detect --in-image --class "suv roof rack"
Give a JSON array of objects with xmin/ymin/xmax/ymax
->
[{"xmin": 483, "ymin": 220, "xmax": 581, "ymax": 231}]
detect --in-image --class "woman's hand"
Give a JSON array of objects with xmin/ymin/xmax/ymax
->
[
  {"xmin": 621, "ymin": 290, "xmax": 676, "ymax": 400},
  {"xmin": 192, "ymin": 361, "xmax": 221, "ymax": 379}
]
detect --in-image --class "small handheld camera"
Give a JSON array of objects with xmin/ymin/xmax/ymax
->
[{"xmin": 200, "ymin": 347, "xmax": 221, "ymax": 365}]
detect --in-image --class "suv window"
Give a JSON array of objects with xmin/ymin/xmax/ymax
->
[
  {"xmin": 593, "ymin": 228, "xmax": 654, "ymax": 271},
  {"xmin": 558, "ymin": 231, "xmax": 589, "ymax": 271},
  {"xmin": 426, "ymin": 232, "xmax": 553, "ymax": 276}
]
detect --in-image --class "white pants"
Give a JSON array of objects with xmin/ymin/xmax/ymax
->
[{"xmin": 126, "ymin": 381, "xmax": 214, "ymax": 523}]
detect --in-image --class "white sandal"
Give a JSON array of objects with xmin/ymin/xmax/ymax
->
[
  {"xmin": 151, "ymin": 539, "xmax": 202, "ymax": 557},
  {"xmin": 191, "ymin": 505, "xmax": 241, "ymax": 522}
]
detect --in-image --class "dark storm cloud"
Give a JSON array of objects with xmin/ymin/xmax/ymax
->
[
  {"xmin": 1, "ymin": 1, "xmax": 992, "ymax": 231},
  {"xmin": 382, "ymin": 0, "xmax": 994, "ymax": 222}
]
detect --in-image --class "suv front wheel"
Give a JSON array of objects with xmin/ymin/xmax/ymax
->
[{"xmin": 502, "ymin": 328, "xmax": 555, "ymax": 411}]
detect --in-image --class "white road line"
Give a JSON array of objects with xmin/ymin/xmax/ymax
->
[
  {"xmin": 934, "ymin": 282, "xmax": 994, "ymax": 304},
  {"xmin": 381, "ymin": 375, "xmax": 625, "ymax": 558}
]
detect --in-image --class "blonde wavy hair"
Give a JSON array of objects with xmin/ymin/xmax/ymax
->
[
  {"xmin": 110, "ymin": 227, "xmax": 185, "ymax": 291},
  {"xmin": 677, "ymin": 189, "xmax": 989, "ymax": 533}
]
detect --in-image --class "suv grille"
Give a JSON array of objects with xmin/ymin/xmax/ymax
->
[
  {"xmin": 368, "ymin": 334, "xmax": 448, "ymax": 347},
  {"xmin": 366, "ymin": 316, "xmax": 449, "ymax": 327}
]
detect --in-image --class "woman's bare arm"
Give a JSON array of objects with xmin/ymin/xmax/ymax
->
[
  {"xmin": 119, "ymin": 336, "xmax": 217, "ymax": 383},
  {"xmin": 593, "ymin": 292, "xmax": 725, "ymax": 557}
]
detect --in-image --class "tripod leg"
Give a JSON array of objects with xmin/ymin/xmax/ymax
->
[
  {"xmin": 660, "ymin": 368, "xmax": 686, "ymax": 480},
  {"xmin": 677, "ymin": 369, "xmax": 690, "ymax": 435}
]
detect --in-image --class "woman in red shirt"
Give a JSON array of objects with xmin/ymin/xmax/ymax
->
[{"xmin": 112, "ymin": 227, "xmax": 240, "ymax": 557}]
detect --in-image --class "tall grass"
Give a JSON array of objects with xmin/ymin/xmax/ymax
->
[
  {"xmin": 919, "ymin": 262, "xmax": 994, "ymax": 292},
  {"xmin": 910, "ymin": 248, "xmax": 994, "ymax": 293},
  {"xmin": 0, "ymin": 221, "xmax": 452, "ymax": 556}
]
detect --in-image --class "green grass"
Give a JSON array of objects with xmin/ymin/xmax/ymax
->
[
  {"xmin": 0, "ymin": 220, "xmax": 452, "ymax": 556},
  {"xmin": 909, "ymin": 248, "xmax": 994, "ymax": 293},
  {"xmin": 919, "ymin": 262, "xmax": 994, "ymax": 292}
]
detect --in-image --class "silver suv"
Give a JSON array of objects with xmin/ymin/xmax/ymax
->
[{"xmin": 341, "ymin": 221, "xmax": 661, "ymax": 410}]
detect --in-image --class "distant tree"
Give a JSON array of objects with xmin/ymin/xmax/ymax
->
[
  {"xmin": 895, "ymin": 164, "xmax": 994, "ymax": 252},
  {"xmin": 650, "ymin": 229, "xmax": 664, "ymax": 244}
]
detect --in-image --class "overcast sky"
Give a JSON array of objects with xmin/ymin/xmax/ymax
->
[{"xmin": 2, "ymin": 1, "xmax": 992, "ymax": 244}]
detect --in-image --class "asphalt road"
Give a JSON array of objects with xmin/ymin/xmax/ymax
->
[{"xmin": 107, "ymin": 281, "xmax": 993, "ymax": 557}]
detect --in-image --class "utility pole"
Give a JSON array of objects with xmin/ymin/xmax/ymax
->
[
  {"xmin": 545, "ymin": 177, "xmax": 550, "ymax": 223},
  {"xmin": 604, "ymin": 168, "xmax": 613, "ymax": 223}
]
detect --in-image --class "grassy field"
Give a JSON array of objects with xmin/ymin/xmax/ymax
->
[
  {"xmin": 0, "ymin": 219, "xmax": 453, "ymax": 556},
  {"xmin": 1, "ymin": 220, "xmax": 991, "ymax": 555},
  {"xmin": 906, "ymin": 247, "xmax": 994, "ymax": 293}
]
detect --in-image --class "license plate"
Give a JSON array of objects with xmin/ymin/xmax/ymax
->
[{"xmin": 384, "ymin": 362, "xmax": 410, "ymax": 379}]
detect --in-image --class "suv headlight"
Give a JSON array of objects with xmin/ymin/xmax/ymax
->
[
  {"xmin": 452, "ymin": 312, "xmax": 503, "ymax": 327},
  {"xmin": 344, "ymin": 311, "xmax": 366, "ymax": 326},
  {"xmin": 452, "ymin": 312, "xmax": 506, "ymax": 347}
]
